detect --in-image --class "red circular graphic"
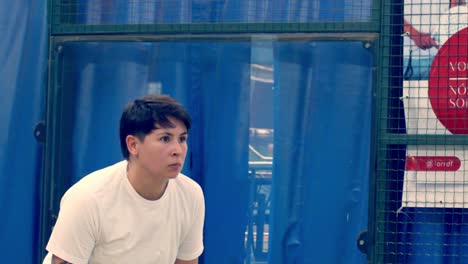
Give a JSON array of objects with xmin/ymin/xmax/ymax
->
[{"xmin": 429, "ymin": 27, "xmax": 468, "ymax": 134}]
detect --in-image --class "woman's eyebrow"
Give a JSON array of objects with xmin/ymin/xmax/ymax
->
[{"xmin": 154, "ymin": 131, "xmax": 188, "ymax": 136}]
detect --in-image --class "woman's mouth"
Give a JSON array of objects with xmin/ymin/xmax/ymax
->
[{"xmin": 168, "ymin": 163, "xmax": 181, "ymax": 170}]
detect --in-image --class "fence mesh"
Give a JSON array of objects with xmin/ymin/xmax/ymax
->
[
  {"xmin": 50, "ymin": 0, "xmax": 379, "ymax": 34},
  {"xmin": 377, "ymin": 1, "xmax": 468, "ymax": 263}
]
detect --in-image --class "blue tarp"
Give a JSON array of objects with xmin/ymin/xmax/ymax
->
[
  {"xmin": 0, "ymin": 1, "xmax": 47, "ymax": 263},
  {"xmin": 269, "ymin": 41, "xmax": 372, "ymax": 263},
  {"xmin": 51, "ymin": 40, "xmax": 372, "ymax": 264}
]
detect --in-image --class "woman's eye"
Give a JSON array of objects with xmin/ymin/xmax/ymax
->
[
  {"xmin": 160, "ymin": 136, "xmax": 170, "ymax": 143},
  {"xmin": 179, "ymin": 136, "xmax": 187, "ymax": 143}
]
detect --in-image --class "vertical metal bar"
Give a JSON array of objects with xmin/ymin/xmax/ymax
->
[
  {"xmin": 38, "ymin": 36, "xmax": 73, "ymax": 263},
  {"xmin": 372, "ymin": 1, "xmax": 404, "ymax": 263},
  {"xmin": 37, "ymin": 37, "xmax": 59, "ymax": 264},
  {"xmin": 245, "ymin": 170, "xmax": 256, "ymax": 263}
]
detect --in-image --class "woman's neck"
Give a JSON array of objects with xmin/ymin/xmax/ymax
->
[{"xmin": 126, "ymin": 162, "xmax": 168, "ymax": 200}]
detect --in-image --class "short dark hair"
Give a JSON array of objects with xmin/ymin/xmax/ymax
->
[{"xmin": 119, "ymin": 94, "xmax": 191, "ymax": 159}]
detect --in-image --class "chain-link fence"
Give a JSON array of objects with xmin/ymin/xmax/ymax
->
[{"xmin": 376, "ymin": 1, "xmax": 468, "ymax": 263}]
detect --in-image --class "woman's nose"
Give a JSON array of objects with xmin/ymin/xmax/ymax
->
[{"xmin": 171, "ymin": 142, "xmax": 183, "ymax": 156}]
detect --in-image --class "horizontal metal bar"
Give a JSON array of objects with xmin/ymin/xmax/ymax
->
[
  {"xmin": 380, "ymin": 134, "xmax": 468, "ymax": 145},
  {"xmin": 51, "ymin": 22, "xmax": 380, "ymax": 36},
  {"xmin": 50, "ymin": 32, "xmax": 379, "ymax": 43}
]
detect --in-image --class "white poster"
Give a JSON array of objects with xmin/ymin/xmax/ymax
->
[{"xmin": 402, "ymin": 1, "xmax": 468, "ymax": 208}]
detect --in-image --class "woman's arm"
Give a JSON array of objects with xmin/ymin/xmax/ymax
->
[{"xmin": 403, "ymin": 19, "xmax": 439, "ymax": 50}]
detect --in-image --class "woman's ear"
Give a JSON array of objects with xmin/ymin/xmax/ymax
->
[{"xmin": 126, "ymin": 135, "xmax": 139, "ymax": 156}]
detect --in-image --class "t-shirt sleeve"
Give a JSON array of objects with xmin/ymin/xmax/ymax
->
[
  {"xmin": 176, "ymin": 184, "xmax": 205, "ymax": 261},
  {"xmin": 46, "ymin": 189, "xmax": 100, "ymax": 264}
]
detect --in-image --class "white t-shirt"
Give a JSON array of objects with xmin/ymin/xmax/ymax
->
[{"xmin": 45, "ymin": 160, "xmax": 205, "ymax": 264}]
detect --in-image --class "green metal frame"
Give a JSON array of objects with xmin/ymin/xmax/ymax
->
[
  {"xmin": 40, "ymin": 0, "xmax": 386, "ymax": 263},
  {"xmin": 38, "ymin": 41, "xmax": 76, "ymax": 262},
  {"xmin": 371, "ymin": 1, "xmax": 401, "ymax": 262},
  {"xmin": 49, "ymin": 0, "xmax": 382, "ymax": 35},
  {"xmin": 51, "ymin": 22, "xmax": 380, "ymax": 35}
]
